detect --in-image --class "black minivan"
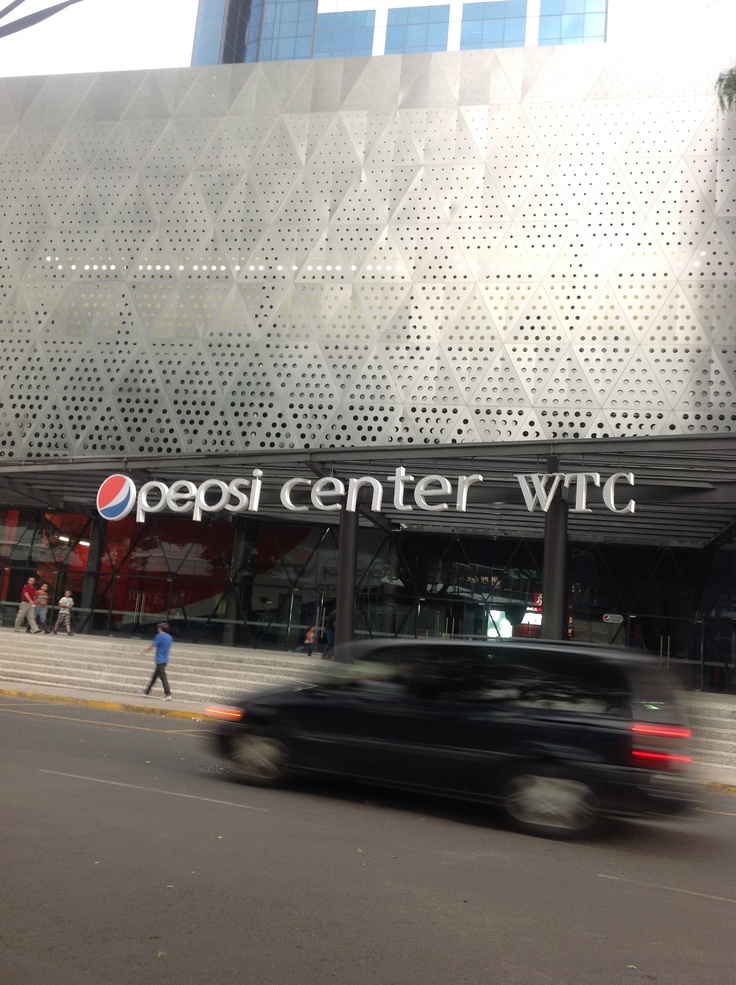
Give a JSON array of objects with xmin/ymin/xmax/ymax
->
[{"xmin": 205, "ymin": 639, "xmax": 698, "ymax": 838}]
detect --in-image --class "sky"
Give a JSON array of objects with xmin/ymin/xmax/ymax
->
[{"xmin": 0, "ymin": 0, "xmax": 200, "ymax": 78}]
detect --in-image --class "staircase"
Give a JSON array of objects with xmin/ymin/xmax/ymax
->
[
  {"xmin": 679, "ymin": 693, "xmax": 736, "ymax": 782},
  {"xmin": 0, "ymin": 630, "xmax": 325, "ymax": 705}
]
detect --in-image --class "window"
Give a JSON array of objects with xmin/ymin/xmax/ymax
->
[
  {"xmin": 538, "ymin": 0, "xmax": 606, "ymax": 45},
  {"xmin": 350, "ymin": 642, "xmax": 629, "ymax": 714},
  {"xmin": 385, "ymin": 5, "xmax": 450, "ymax": 55},
  {"xmin": 460, "ymin": 0, "xmax": 526, "ymax": 50},
  {"xmin": 389, "ymin": 643, "xmax": 630, "ymax": 714},
  {"xmin": 192, "ymin": 0, "xmax": 234, "ymax": 65},
  {"xmin": 314, "ymin": 10, "xmax": 375, "ymax": 58},
  {"xmin": 454, "ymin": 646, "xmax": 630, "ymax": 714},
  {"xmin": 258, "ymin": 0, "xmax": 318, "ymax": 61}
]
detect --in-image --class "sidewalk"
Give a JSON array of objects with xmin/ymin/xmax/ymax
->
[{"xmin": 2, "ymin": 678, "xmax": 735, "ymax": 793}]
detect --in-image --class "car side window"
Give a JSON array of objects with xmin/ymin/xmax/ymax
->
[
  {"xmin": 512, "ymin": 654, "xmax": 628, "ymax": 714},
  {"xmin": 448, "ymin": 647, "xmax": 630, "ymax": 716},
  {"xmin": 349, "ymin": 646, "xmax": 420, "ymax": 696},
  {"xmin": 353, "ymin": 645, "xmax": 468, "ymax": 699}
]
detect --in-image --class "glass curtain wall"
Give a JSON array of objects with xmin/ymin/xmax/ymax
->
[
  {"xmin": 0, "ymin": 509, "xmax": 93, "ymax": 630},
  {"xmin": 0, "ymin": 506, "xmax": 732, "ymax": 691}
]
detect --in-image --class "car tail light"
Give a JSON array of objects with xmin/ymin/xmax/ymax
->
[
  {"xmin": 630, "ymin": 722, "xmax": 692, "ymax": 769},
  {"xmin": 205, "ymin": 705, "xmax": 245, "ymax": 722}
]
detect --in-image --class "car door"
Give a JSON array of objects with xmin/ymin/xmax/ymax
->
[
  {"xmin": 288, "ymin": 644, "xmax": 447, "ymax": 787},
  {"xmin": 427, "ymin": 647, "xmax": 633, "ymax": 798},
  {"xmin": 268, "ymin": 678, "xmax": 376, "ymax": 775},
  {"xmin": 386, "ymin": 647, "xmax": 531, "ymax": 796},
  {"xmin": 325, "ymin": 644, "xmax": 517, "ymax": 793}
]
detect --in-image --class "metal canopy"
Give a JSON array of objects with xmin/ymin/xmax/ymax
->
[{"xmin": 0, "ymin": 433, "xmax": 734, "ymax": 550}]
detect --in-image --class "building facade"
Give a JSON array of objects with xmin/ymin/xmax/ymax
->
[{"xmin": 0, "ymin": 43, "xmax": 735, "ymax": 684}]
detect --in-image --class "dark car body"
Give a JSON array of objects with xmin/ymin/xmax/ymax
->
[{"xmin": 205, "ymin": 639, "xmax": 698, "ymax": 838}]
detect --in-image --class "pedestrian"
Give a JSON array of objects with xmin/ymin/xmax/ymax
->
[
  {"xmin": 53, "ymin": 590, "xmax": 74, "ymax": 635},
  {"xmin": 630, "ymin": 623, "xmax": 648, "ymax": 650},
  {"xmin": 322, "ymin": 609, "xmax": 336, "ymax": 659},
  {"xmin": 14, "ymin": 576, "xmax": 41, "ymax": 633},
  {"xmin": 295, "ymin": 625, "xmax": 317, "ymax": 655},
  {"xmin": 34, "ymin": 582, "xmax": 51, "ymax": 633},
  {"xmin": 140, "ymin": 622, "xmax": 173, "ymax": 700}
]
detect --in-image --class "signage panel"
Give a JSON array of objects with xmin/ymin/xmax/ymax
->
[{"xmin": 97, "ymin": 468, "xmax": 637, "ymax": 522}]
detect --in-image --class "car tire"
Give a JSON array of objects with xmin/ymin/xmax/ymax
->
[
  {"xmin": 501, "ymin": 763, "xmax": 600, "ymax": 839},
  {"xmin": 230, "ymin": 733, "xmax": 289, "ymax": 787}
]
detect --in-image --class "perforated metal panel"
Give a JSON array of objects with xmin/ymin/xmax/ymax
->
[{"xmin": 0, "ymin": 48, "xmax": 734, "ymax": 460}]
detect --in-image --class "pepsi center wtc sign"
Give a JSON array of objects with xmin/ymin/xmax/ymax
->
[{"xmin": 97, "ymin": 469, "xmax": 636, "ymax": 523}]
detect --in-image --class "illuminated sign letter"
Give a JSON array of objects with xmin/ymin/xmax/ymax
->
[
  {"xmin": 346, "ymin": 476, "xmax": 384, "ymax": 512},
  {"xmin": 311, "ymin": 477, "xmax": 346, "ymax": 511},
  {"xmin": 137, "ymin": 481, "xmax": 169, "ymax": 523},
  {"xmin": 456, "ymin": 474, "xmax": 483, "ymax": 511},
  {"xmin": 563, "ymin": 472, "xmax": 600, "ymax": 513},
  {"xmin": 414, "ymin": 475, "xmax": 451, "ymax": 511},
  {"xmin": 602, "ymin": 472, "xmax": 635, "ymax": 514},
  {"xmin": 193, "ymin": 480, "xmax": 230, "ymax": 521},
  {"xmin": 516, "ymin": 473, "xmax": 564, "ymax": 512},
  {"xmin": 167, "ymin": 480, "xmax": 197, "ymax": 514},
  {"xmin": 280, "ymin": 478, "xmax": 311, "ymax": 512},
  {"xmin": 388, "ymin": 466, "xmax": 414, "ymax": 512}
]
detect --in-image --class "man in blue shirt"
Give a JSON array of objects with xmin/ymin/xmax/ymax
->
[{"xmin": 140, "ymin": 622, "xmax": 173, "ymax": 700}]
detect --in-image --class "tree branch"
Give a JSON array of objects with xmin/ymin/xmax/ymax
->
[{"xmin": 0, "ymin": 0, "xmax": 84, "ymax": 40}]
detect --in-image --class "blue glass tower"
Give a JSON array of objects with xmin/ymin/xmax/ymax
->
[{"xmin": 191, "ymin": 0, "xmax": 607, "ymax": 63}]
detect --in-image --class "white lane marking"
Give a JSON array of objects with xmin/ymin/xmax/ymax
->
[
  {"xmin": 598, "ymin": 873, "xmax": 736, "ymax": 904},
  {"xmin": 39, "ymin": 769, "xmax": 267, "ymax": 811}
]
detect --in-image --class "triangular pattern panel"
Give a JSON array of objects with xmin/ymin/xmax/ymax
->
[{"xmin": 0, "ymin": 47, "xmax": 734, "ymax": 462}]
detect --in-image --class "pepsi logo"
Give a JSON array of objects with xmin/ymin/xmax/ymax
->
[{"xmin": 97, "ymin": 474, "xmax": 137, "ymax": 521}]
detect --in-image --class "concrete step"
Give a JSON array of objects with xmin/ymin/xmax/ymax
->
[
  {"xmin": 0, "ymin": 649, "xmax": 322, "ymax": 677},
  {"xmin": 691, "ymin": 749, "xmax": 736, "ymax": 769},
  {"xmin": 0, "ymin": 667, "xmax": 308, "ymax": 704},
  {"xmin": 689, "ymin": 724, "xmax": 736, "ymax": 743},
  {"xmin": 0, "ymin": 664, "xmax": 314, "ymax": 693},
  {"xmin": 0, "ymin": 630, "xmax": 327, "ymax": 704},
  {"xmin": 5, "ymin": 635, "xmax": 324, "ymax": 670},
  {"xmin": 686, "ymin": 721, "xmax": 736, "ymax": 760},
  {"xmin": 682, "ymin": 702, "xmax": 736, "ymax": 722},
  {"xmin": 0, "ymin": 660, "xmax": 319, "ymax": 698},
  {"xmin": 685, "ymin": 715, "xmax": 736, "ymax": 733}
]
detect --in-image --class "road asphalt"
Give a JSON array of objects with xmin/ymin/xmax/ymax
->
[{"xmin": 2, "ymin": 678, "xmax": 735, "ymax": 794}]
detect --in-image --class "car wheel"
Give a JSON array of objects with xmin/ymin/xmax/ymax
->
[
  {"xmin": 230, "ymin": 734, "xmax": 289, "ymax": 786},
  {"xmin": 501, "ymin": 764, "xmax": 600, "ymax": 839}
]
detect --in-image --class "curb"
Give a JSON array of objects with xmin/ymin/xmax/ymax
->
[
  {"xmin": 702, "ymin": 781, "xmax": 736, "ymax": 796},
  {"xmin": 0, "ymin": 687, "xmax": 205, "ymax": 722}
]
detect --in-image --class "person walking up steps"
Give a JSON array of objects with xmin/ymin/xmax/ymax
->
[
  {"xmin": 140, "ymin": 622, "xmax": 173, "ymax": 700},
  {"xmin": 53, "ymin": 590, "xmax": 74, "ymax": 635}
]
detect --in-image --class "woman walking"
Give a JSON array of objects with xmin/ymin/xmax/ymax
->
[{"xmin": 34, "ymin": 583, "xmax": 50, "ymax": 633}]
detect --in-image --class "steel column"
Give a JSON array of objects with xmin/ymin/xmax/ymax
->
[
  {"xmin": 334, "ymin": 504, "xmax": 359, "ymax": 658},
  {"xmin": 540, "ymin": 457, "xmax": 568, "ymax": 640}
]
